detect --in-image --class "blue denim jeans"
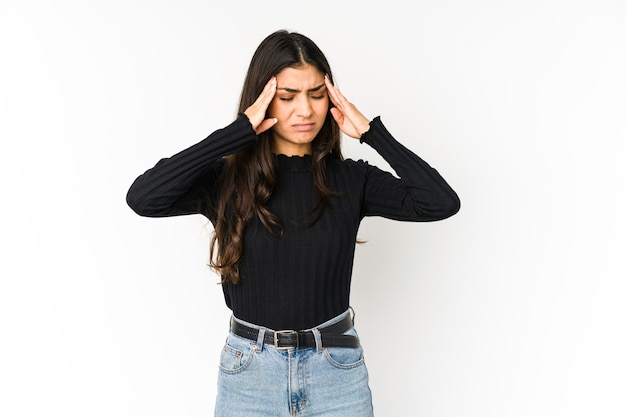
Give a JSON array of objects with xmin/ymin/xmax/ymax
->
[{"xmin": 214, "ymin": 310, "xmax": 374, "ymax": 416}]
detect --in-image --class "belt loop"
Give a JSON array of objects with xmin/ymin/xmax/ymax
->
[
  {"xmin": 311, "ymin": 328, "xmax": 323, "ymax": 353},
  {"xmin": 255, "ymin": 327, "xmax": 266, "ymax": 352},
  {"xmin": 349, "ymin": 306, "xmax": 356, "ymax": 323}
]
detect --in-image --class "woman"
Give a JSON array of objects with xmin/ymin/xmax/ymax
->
[{"xmin": 127, "ymin": 30, "xmax": 460, "ymax": 417}]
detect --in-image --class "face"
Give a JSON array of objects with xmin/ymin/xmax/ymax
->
[{"xmin": 268, "ymin": 64, "xmax": 329, "ymax": 156}]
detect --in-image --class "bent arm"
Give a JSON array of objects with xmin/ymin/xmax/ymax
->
[
  {"xmin": 126, "ymin": 115, "xmax": 257, "ymax": 217},
  {"xmin": 361, "ymin": 117, "xmax": 461, "ymax": 221}
]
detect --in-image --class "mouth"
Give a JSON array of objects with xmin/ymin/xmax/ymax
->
[{"xmin": 292, "ymin": 123, "xmax": 315, "ymax": 132}]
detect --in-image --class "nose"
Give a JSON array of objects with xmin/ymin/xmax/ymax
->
[{"xmin": 295, "ymin": 96, "xmax": 312, "ymax": 118}]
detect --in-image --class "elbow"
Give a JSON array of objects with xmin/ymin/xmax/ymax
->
[
  {"xmin": 126, "ymin": 186, "xmax": 184, "ymax": 218},
  {"xmin": 126, "ymin": 187, "xmax": 155, "ymax": 217},
  {"xmin": 419, "ymin": 193, "xmax": 461, "ymax": 221},
  {"xmin": 440, "ymin": 194, "xmax": 461, "ymax": 220},
  {"xmin": 126, "ymin": 188, "xmax": 146, "ymax": 216}
]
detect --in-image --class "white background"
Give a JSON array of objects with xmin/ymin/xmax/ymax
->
[{"xmin": 1, "ymin": 0, "xmax": 625, "ymax": 416}]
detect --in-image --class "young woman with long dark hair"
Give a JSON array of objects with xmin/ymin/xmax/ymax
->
[{"xmin": 127, "ymin": 29, "xmax": 460, "ymax": 417}]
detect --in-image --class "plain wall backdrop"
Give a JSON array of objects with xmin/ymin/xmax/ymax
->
[{"xmin": 1, "ymin": 0, "xmax": 625, "ymax": 416}]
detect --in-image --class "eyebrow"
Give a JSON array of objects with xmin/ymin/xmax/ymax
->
[{"xmin": 277, "ymin": 83, "xmax": 326, "ymax": 93}]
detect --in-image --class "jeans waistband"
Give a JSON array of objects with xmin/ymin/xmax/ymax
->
[
  {"xmin": 229, "ymin": 309, "xmax": 358, "ymax": 351},
  {"xmin": 231, "ymin": 308, "xmax": 354, "ymax": 333}
]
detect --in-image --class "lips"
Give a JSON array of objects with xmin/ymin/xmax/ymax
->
[{"xmin": 292, "ymin": 123, "xmax": 315, "ymax": 132}]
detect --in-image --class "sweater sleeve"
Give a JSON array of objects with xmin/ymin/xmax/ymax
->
[
  {"xmin": 126, "ymin": 114, "xmax": 258, "ymax": 218},
  {"xmin": 360, "ymin": 117, "xmax": 461, "ymax": 221}
]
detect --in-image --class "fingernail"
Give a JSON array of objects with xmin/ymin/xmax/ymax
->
[{"xmin": 273, "ymin": 118, "xmax": 278, "ymax": 124}]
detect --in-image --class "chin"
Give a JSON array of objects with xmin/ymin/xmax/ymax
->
[{"xmin": 290, "ymin": 134, "xmax": 316, "ymax": 144}]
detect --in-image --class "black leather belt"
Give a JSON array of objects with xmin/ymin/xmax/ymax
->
[{"xmin": 230, "ymin": 315, "xmax": 359, "ymax": 350}]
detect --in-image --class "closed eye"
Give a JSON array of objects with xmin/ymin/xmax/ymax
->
[{"xmin": 279, "ymin": 95, "xmax": 325, "ymax": 101}]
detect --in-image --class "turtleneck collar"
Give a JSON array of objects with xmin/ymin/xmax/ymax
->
[{"xmin": 275, "ymin": 154, "xmax": 313, "ymax": 172}]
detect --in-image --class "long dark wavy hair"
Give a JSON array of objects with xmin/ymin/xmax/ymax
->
[{"xmin": 209, "ymin": 30, "xmax": 343, "ymax": 284}]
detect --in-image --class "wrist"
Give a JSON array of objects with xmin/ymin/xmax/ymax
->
[{"xmin": 358, "ymin": 122, "xmax": 371, "ymax": 138}]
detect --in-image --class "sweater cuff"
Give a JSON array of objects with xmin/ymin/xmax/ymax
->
[
  {"xmin": 236, "ymin": 112, "xmax": 256, "ymax": 133},
  {"xmin": 359, "ymin": 116, "xmax": 383, "ymax": 144}
]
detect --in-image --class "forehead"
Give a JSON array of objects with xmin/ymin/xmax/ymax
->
[{"xmin": 276, "ymin": 65, "xmax": 324, "ymax": 90}]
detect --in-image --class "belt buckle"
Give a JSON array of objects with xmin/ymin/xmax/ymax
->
[{"xmin": 274, "ymin": 330, "xmax": 298, "ymax": 350}]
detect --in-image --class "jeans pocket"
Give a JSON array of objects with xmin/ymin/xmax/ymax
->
[
  {"xmin": 322, "ymin": 328, "xmax": 365, "ymax": 370},
  {"xmin": 218, "ymin": 334, "xmax": 255, "ymax": 374}
]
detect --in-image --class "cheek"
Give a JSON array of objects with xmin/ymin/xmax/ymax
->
[
  {"xmin": 268, "ymin": 100, "xmax": 289, "ymax": 119},
  {"xmin": 315, "ymin": 100, "xmax": 329, "ymax": 116}
]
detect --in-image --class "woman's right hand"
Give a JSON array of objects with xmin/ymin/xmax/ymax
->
[{"xmin": 244, "ymin": 77, "xmax": 278, "ymax": 135}]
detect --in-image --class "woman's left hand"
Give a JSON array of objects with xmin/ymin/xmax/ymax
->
[{"xmin": 324, "ymin": 75, "xmax": 371, "ymax": 139}]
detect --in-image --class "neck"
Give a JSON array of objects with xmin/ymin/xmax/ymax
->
[{"xmin": 271, "ymin": 140, "xmax": 312, "ymax": 156}]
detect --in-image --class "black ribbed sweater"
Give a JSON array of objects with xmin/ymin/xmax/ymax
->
[{"xmin": 127, "ymin": 115, "xmax": 460, "ymax": 330}]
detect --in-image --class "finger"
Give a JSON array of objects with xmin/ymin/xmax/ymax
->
[
  {"xmin": 329, "ymin": 107, "xmax": 343, "ymax": 125},
  {"xmin": 325, "ymin": 76, "xmax": 368, "ymax": 138},
  {"xmin": 326, "ymin": 78, "xmax": 347, "ymax": 108},
  {"xmin": 255, "ymin": 117, "xmax": 278, "ymax": 135},
  {"xmin": 256, "ymin": 76, "xmax": 277, "ymax": 108},
  {"xmin": 245, "ymin": 77, "xmax": 277, "ymax": 128},
  {"xmin": 324, "ymin": 75, "xmax": 340, "ymax": 107},
  {"xmin": 331, "ymin": 87, "xmax": 363, "ymax": 123}
]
